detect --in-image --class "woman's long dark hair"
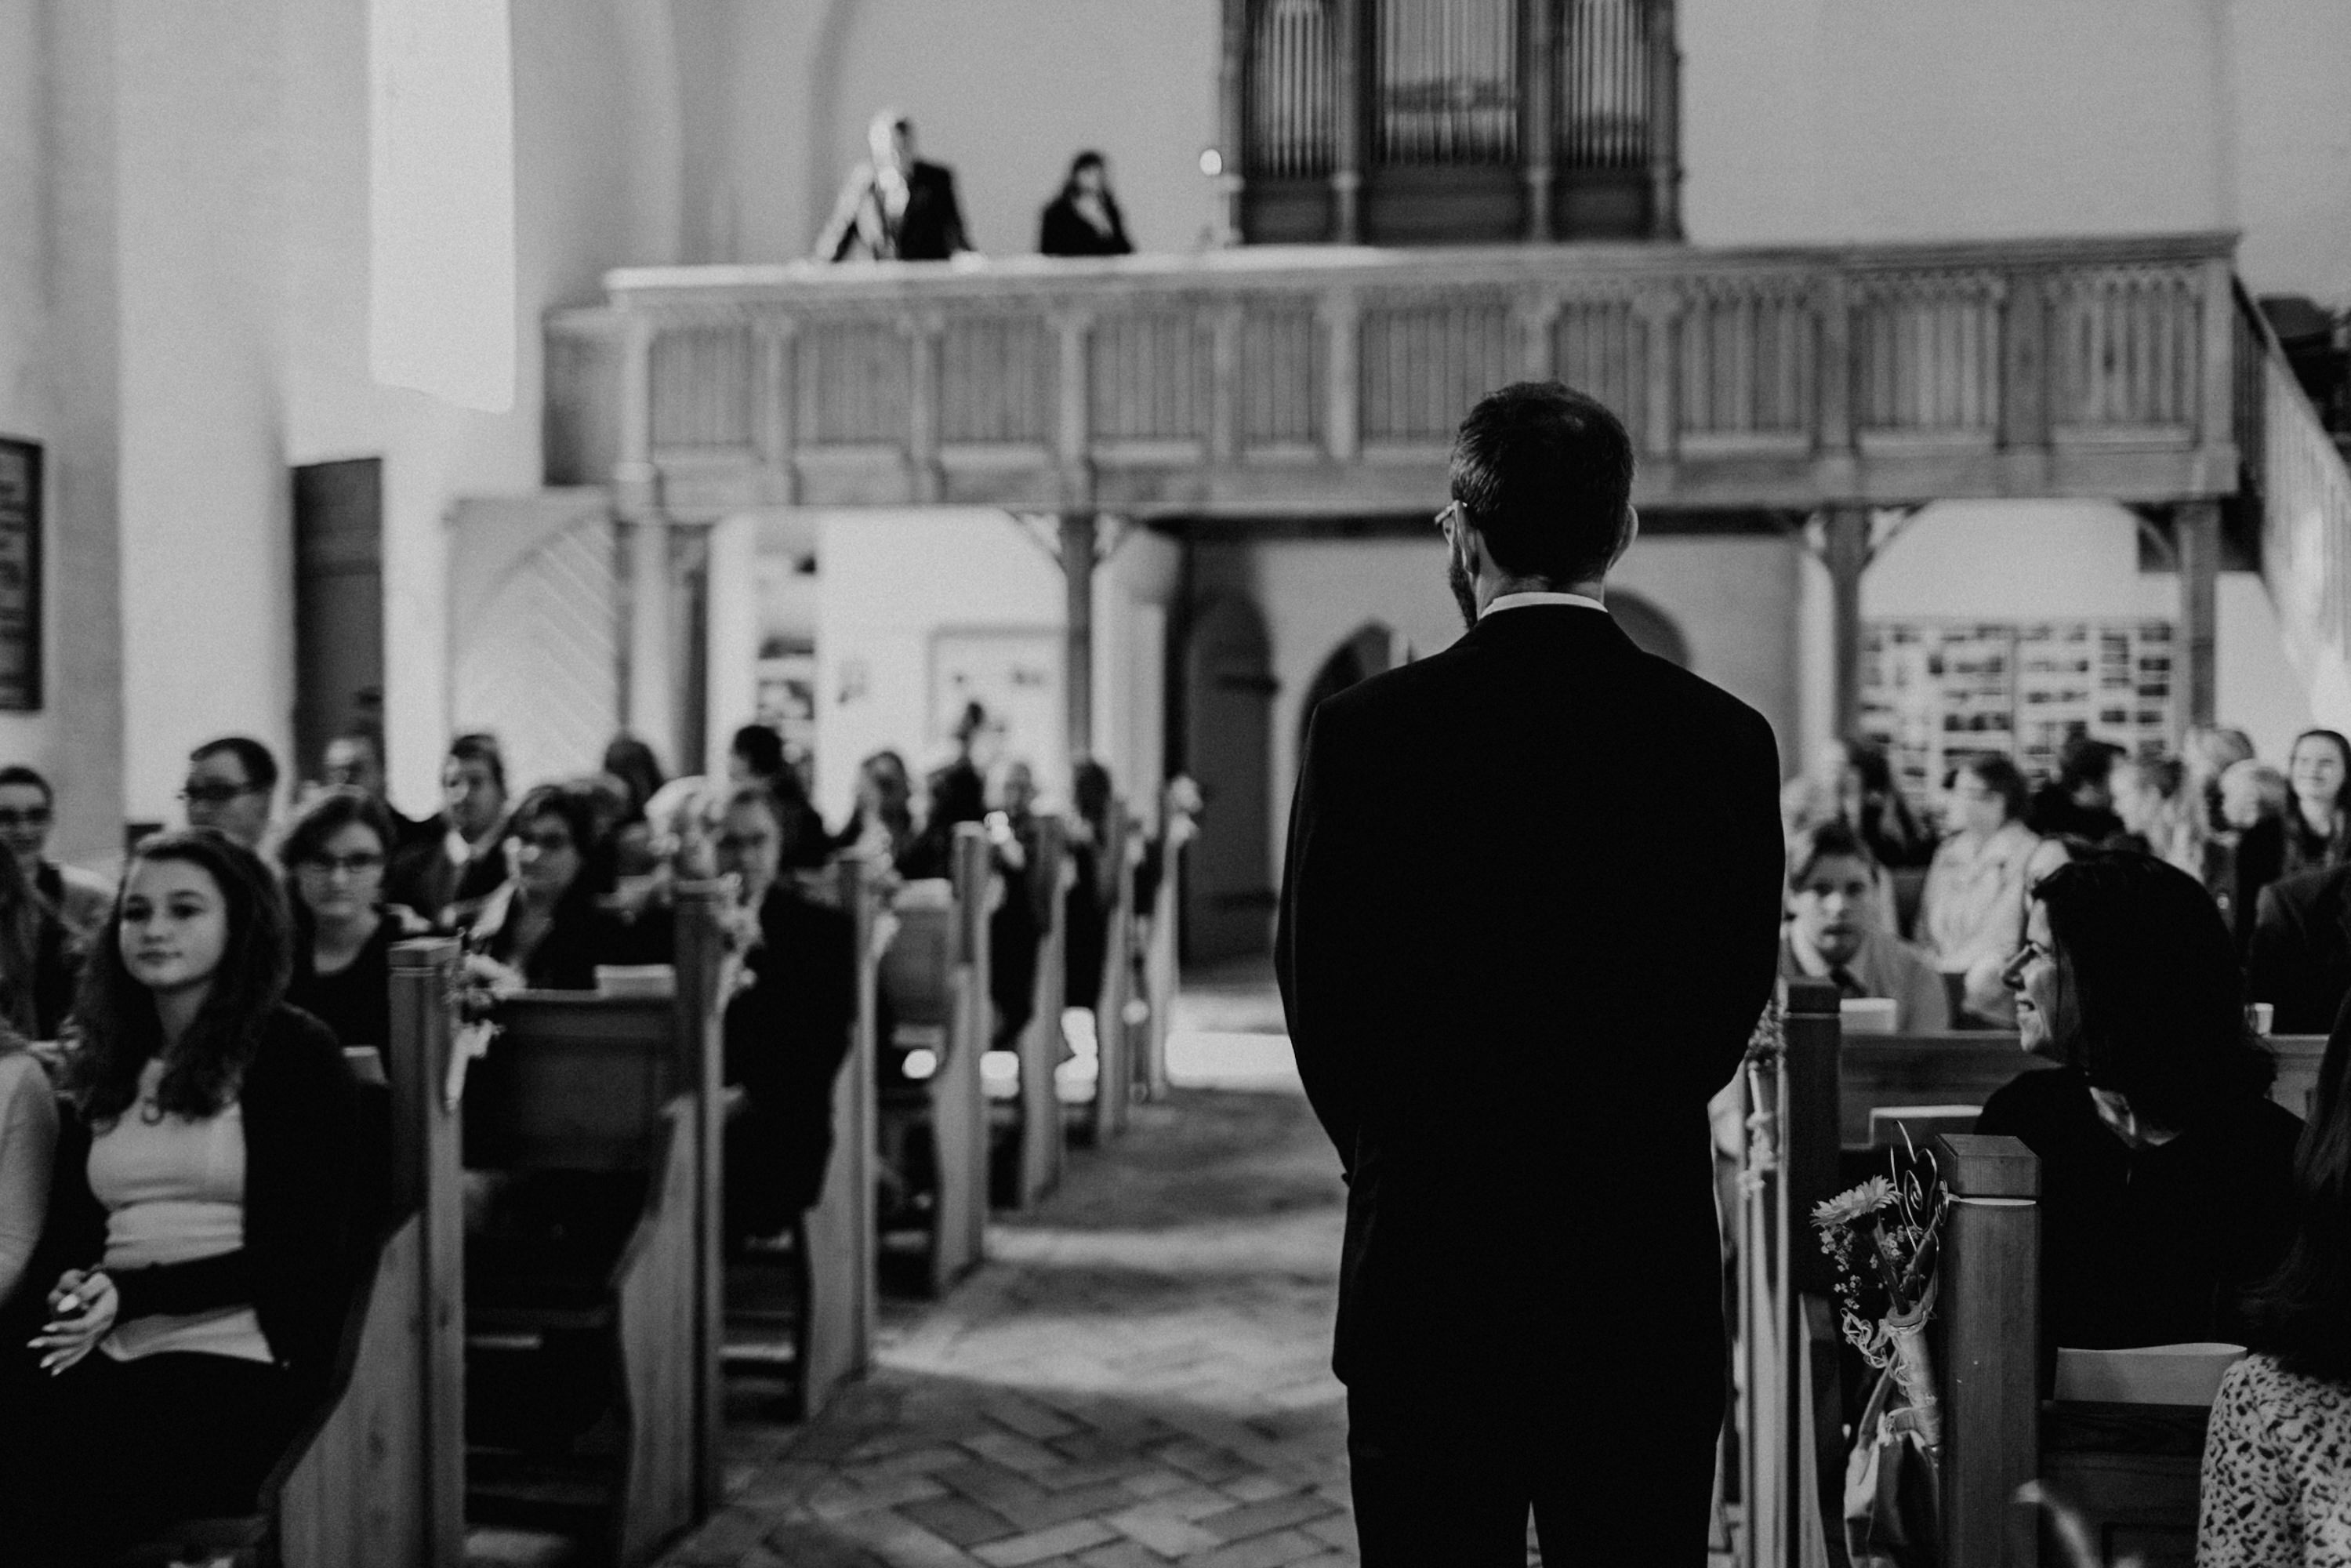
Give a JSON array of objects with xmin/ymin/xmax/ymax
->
[
  {"xmin": 2034, "ymin": 851, "xmax": 2273, "ymax": 1131},
  {"xmin": 62, "ymin": 828, "xmax": 291, "ymax": 1126},
  {"xmin": 511, "ymin": 782, "xmax": 619, "ymax": 902},
  {"xmin": 2244, "ymin": 1004, "xmax": 2351, "ymax": 1382}
]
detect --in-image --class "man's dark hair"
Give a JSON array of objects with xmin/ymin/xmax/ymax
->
[
  {"xmin": 2054, "ymin": 735, "xmax": 2125, "ymax": 790},
  {"xmin": 1959, "ymin": 753, "xmax": 2029, "ymax": 823},
  {"xmin": 2034, "ymin": 851, "xmax": 2273, "ymax": 1134},
  {"xmin": 1449, "ymin": 380, "xmax": 1635, "ymax": 586},
  {"xmin": 191, "ymin": 735, "xmax": 279, "ymax": 796},
  {"xmin": 1787, "ymin": 818, "xmax": 1879, "ymax": 893},
  {"xmin": 731, "ymin": 722, "xmax": 786, "ymax": 782},
  {"xmin": 447, "ymin": 731, "xmax": 506, "ymax": 792},
  {"xmin": 0, "ymin": 764, "xmax": 53, "ymax": 805},
  {"xmin": 278, "ymin": 785, "xmax": 395, "ymax": 875}
]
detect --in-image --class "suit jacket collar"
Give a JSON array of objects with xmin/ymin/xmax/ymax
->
[{"xmin": 1457, "ymin": 600, "xmax": 1635, "ymax": 656}]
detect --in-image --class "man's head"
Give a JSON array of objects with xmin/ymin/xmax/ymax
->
[
  {"xmin": 1786, "ymin": 820, "xmax": 1880, "ymax": 969},
  {"xmin": 322, "ymin": 727, "xmax": 387, "ymax": 802},
  {"xmin": 441, "ymin": 732, "xmax": 507, "ymax": 842},
  {"xmin": 2054, "ymin": 735, "xmax": 2125, "ymax": 808},
  {"xmin": 728, "ymin": 722, "xmax": 786, "ymax": 786},
  {"xmin": 868, "ymin": 110, "xmax": 914, "ymax": 174},
  {"xmin": 712, "ymin": 784, "xmax": 786, "ymax": 908},
  {"xmin": 1442, "ymin": 381, "xmax": 1638, "ymax": 630},
  {"xmin": 0, "ymin": 765, "xmax": 55, "ymax": 865},
  {"xmin": 183, "ymin": 736, "xmax": 278, "ymax": 848}
]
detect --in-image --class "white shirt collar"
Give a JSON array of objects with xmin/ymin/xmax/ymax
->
[{"xmin": 1481, "ymin": 590, "xmax": 1607, "ymax": 619}]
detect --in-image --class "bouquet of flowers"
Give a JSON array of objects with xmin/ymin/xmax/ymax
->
[{"xmin": 1813, "ymin": 1147, "xmax": 1950, "ymax": 1565}]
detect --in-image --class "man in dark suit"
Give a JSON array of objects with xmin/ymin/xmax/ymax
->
[
  {"xmin": 1277, "ymin": 382, "xmax": 1784, "ymax": 1563},
  {"xmin": 384, "ymin": 731, "xmax": 512, "ymax": 926},
  {"xmin": 2247, "ymin": 860, "xmax": 2351, "ymax": 1033},
  {"xmin": 814, "ymin": 109, "xmax": 972, "ymax": 263}
]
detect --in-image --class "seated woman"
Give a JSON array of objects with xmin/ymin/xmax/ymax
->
[
  {"xmin": 0, "ymin": 837, "xmax": 82, "ymax": 1040},
  {"xmin": 1981, "ymin": 850, "xmax": 2300, "ymax": 1360},
  {"xmin": 1918, "ymin": 754, "xmax": 2041, "ymax": 1025},
  {"xmin": 281, "ymin": 786, "xmax": 421, "ymax": 1052},
  {"xmin": 709, "ymin": 786, "xmax": 858, "ymax": 1247},
  {"xmin": 2203, "ymin": 1007, "xmax": 2351, "ymax": 1564},
  {"xmin": 1778, "ymin": 821, "xmax": 1948, "ymax": 1031},
  {"xmin": 12, "ymin": 829, "xmax": 360, "ymax": 1565},
  {"xmin": 453, "ymin": 782, "xmax": 658, "ymax": 991}
]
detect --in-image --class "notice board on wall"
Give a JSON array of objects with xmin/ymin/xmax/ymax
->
[
  {"xmin": 0, "ymin": 439, "xmax": 41, "ymax": 710},
  {"xmin": 1863, "ymin": 618, "xmax": 2175, "ymax": 805}
]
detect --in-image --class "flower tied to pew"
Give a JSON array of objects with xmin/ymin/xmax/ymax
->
[{"xmin": 1814, "ymin": 1148, "xmax": 1951, "ymax": 1557}]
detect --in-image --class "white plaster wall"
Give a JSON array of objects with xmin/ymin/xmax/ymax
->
[
  {"xmin": 814, "ymin": 509, "xmax": 1065, "ymax": 827},
  {"xmin": 1682, "ymin": 0, "xmax": 2351, "ymax": 303}
]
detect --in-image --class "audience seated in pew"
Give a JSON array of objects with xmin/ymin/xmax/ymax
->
[
  {"xmin": 452, "ymin": 782, "xmax": 664, "ymax": 991},
  {"xmin": 0, "ymin": 763, "xmax": 115, "ymax": 940},
  {"xmin": 2109, "ymin": 753, "xmax": 2232, "ymax": 903},
  {"xmin": 2223, "ymin": 757, "xmax": 2291, "ymax": 955},
  {"xmin": 728, "ymin": 721, "xmax": 831, "ymax": 872},
  {"xmin": 985, "ymin": 760, "xmax": 1044, "ymax": 1054},
  {"xmin": 0, "ymin": 1022, "xmax": 57, "ymax": 1419},
  {"xmin": 10, "ymin": 829, "xmax": 361, "ymax": 1566},
  {"xmin": 710, "ymin": 784, "xmax": 859, "ymax": 1248},
  {"xmin": 2204, "ymin": 1003, "xmax": 2351, "ymax": 1563},
  {"xmin": 835, "ymin": 747, "xmax": 918, "ymax": 867},
  {"xmin": 0, "ymin": 837, "xmax": 84, "ymax": 1041},
  {"xmin": 282, "ymin": 787, "xmax": 430, "ymax": 1054},
  {"xmin": 2280, "ymin": 728, "xmax": 2351, "ymax": 877},
  {"xmin": 1959, "ymin": 833, "xmax": 2081, "ymax": 1029},
  {"xmin": 1979, "ymin": 850, "xmax": 2300, "ymax": 1366},
  {"xmin": 2026, "ymin": 734, "xmax": 2126, "ymax": 845},
  {"xmin": 1778, "ymin": 821, "xmax": 1948, "ymax": 1032},
  {"xmin": 1063, "ymin": 760, "xmax": 1122, "ymax": 1015}
]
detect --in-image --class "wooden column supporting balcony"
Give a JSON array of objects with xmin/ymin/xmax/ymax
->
[
  {"xmin": 2175, "ymin": 498, "xmax": 2221, "ymax": 732},
  {"xmin": 1821, "ymin": 506, "xmax": 1869, "ymax": 740},
  {"xmin": 550, "ymin": 233, "xmax": 2246, "ymax": 529}
]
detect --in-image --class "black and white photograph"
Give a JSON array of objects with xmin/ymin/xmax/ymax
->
[{"xmin": 0, "ymin": 2, "xmax": 2348, "ymax": 1564}]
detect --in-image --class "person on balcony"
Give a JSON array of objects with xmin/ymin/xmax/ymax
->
[
  {"xmin": 814, "ymin": 108, "xmax": 972, "ymax": 263},
  {"xmin": 1039, "ymin": 151, "xmax": 1132, "ymax": 257}
]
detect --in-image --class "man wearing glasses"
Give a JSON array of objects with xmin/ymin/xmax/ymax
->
[
  {"xmin": 181, "ymin": 735, "xmax": 279, "ymax": 851},
  {"xmin": 0, "ymin": 765, "xmax": 114, "ymax": 938},
  {"xmin": 1278, "ymin": 382, "xmax": 1784, "ymax": 1565}
]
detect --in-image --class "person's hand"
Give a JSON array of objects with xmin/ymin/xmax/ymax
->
[{"xmin": 29, "ymin": 1269, "xmax": 118, "ymax": 1376}]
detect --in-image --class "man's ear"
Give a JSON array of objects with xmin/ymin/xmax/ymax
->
[{"xmin": 1609, "ymin": 504, "xmax": 1641, "ymax": 570}]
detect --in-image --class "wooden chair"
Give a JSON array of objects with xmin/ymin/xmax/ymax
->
[
  {"xmin": 460, "ymin": 886, "xmax": 726, "ymax": 1566},
  {"xmin": 116, "ymin": 942, "xmax": 470, "ymax": 1568},
  {"xmin": 874, "ymin": 825, "xmax": 990, "ymax": 1295}
]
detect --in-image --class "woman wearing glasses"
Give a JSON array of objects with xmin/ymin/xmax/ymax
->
[
  {"xmin": 1983, "ymin": 849, "xmax": 2301, "ymax": 1365},
  {"xmin": 280, "ymin": 788, "xmax": 422, "ymax": 1053},
  {"xmin": 452, "ymin": 782, "xmax": 651, "ymax": 990}
]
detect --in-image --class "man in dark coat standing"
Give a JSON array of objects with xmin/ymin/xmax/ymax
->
[
  {"xmin": 814, "ymin": 109, "xmax": 973, "ymax": 263},
  {"xmin": 1276, "ymin": 382, "xmax": 1784, "ymax": 1563}
]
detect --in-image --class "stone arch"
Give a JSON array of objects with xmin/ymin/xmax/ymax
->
[{"xmin": 1297, "ymin": 621, "xmax": 1413, "ymax": 753}]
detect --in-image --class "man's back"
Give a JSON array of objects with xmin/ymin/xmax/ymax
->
[{"xmin": 1278, "ymin": 604, "xmax": 1783, "ymax": 1388}]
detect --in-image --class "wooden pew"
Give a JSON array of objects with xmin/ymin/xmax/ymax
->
[
  {"xmin": 875, "ymin": 823, "xmax": 991, "ymax": 1294},
  {"xmin": 118, "ymin": 943, "xmax": 470, "ymax": 1568},
  {"xmin": 799, "ymin": 852, "xmax": 883, "ymax": 1412},
  {"xmin": 1011, "ymin": 818, "xmax": 1069, "ymax": 1206},
  {"xmin": 1090, "ymin": 804, "xmax": 1141, "ymax": 1143},
  {"xmin": 1138, "ymin": 805, "xmax": 1191, "ymax": 1102},
  {"xmin": 1748, "ymin": 996, "xmax": 2267, "ymax": 1568},
  {"xmin": 460, "ymin": 885, "xmax": 727, "ymax": 1566}
]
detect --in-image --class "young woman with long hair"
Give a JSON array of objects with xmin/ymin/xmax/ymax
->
[
  {"xmin": 12, "ymin": 828, "xmax": 361, "ymax": 1564},
  {"xmin": 281, "ymin": 786, "xmax": 415, "ymax": 1051},
  {"xmin": 2284, "ymin": 728, "xmax": 2351, "ymax": 874},
  {"xmin": 1984, "ymin": 851, "xmax": 2299, "ymax": 1359},
  {"xmin": 453, "ymin": 782, "xmax": 652, "ymax": 989},
  {"xmin": 2204, "ymin": 1011, "xmax": 2351, "ymax": 1562}
]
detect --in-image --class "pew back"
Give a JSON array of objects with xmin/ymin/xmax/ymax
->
[
  {"xmin": 1139, "ymin": 814, "xmax": 1188, "ymax": 1102},
  {"xmin": 1015, "ymin": 818, "xmax": 1068, "ymax": 1205},
  {"xmin": 796, "ymin": 852, "xmax": 883, "ymax": 1414},
  {"xmin": 1091, "ymin": 806, "xmax": 1139, "ymax": 1142}
]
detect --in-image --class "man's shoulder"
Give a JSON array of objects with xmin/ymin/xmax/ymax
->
[{"xmin": 2262, "ymin": 859, "xmax": 2351, "ymax": 920}]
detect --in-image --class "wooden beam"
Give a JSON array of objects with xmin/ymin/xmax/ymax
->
[
  {"xmin": 1062, "ymin": 512, "xmax": 1097, "ymax": 760},
  {"xmin": 1823, "ymin": 506, "xmax": 1870, "ymax": 739},
  {"xmin": 2175, "ymin": 499, "xmax": 2220, "ymax": 734},
  {"xmin": 1932, "ymin": 1133, "xmax": 2041, "ymax": 1568}
]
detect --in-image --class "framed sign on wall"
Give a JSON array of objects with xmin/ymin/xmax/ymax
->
[{"xmin": 0, "ymin": 438, "xmax": 41, "ymax": 710}]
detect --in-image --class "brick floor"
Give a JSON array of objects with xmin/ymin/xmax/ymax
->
[{"xmin": 660, "ymin": 1077, "xmax": 1377, "ymax": 1568}]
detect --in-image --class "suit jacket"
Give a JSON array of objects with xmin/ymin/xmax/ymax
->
[
  {"xmin": 817, "ymin": 159, "xmax": 970, "ymax": 262},
  {"xmin": 384, "ymin": 814, "xmax": 506, "ymax": 927},
  {"xmin": 724, "ymin": 886, "xmax": 859, "ymax": 1232},
  {"xmin": 1276, "ymin": 606, "xmax": 1783, "ymax": 1396},
  {"xmin": 2247, "ymin": 862, "xmax": 2351, "ymax": 1034}
]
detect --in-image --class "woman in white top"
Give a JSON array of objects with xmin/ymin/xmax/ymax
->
[
  {"xmin": 1917, "ymin": 754, "xmax": 2041, "ymax": 1022},
  {"xmin": 10, "ymin": 828, "xmax": 359, "ymax": 1566}
]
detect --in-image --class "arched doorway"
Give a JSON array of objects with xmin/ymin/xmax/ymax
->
[
  {"xmin": 1185, "ymin": 595, "xmax": 1279, "ymax": 963},
  {"xmin": 1297, "ymin": 621, "xmax": 1410, "ymax": 754},
  {"xmin": 1611, "ymin": 589, "xmax": 1689, "ymax": 667}
]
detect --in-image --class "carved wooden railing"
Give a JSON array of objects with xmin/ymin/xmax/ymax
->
[
  {"xmin": 2238, "ymin": 283, "xmax": 2351, "ymax": 729},
  {"xmin": 545, "ymin": 234, "xmax": 2242, "ymax": 520}
]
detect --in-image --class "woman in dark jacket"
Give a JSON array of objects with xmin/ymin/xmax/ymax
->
[
  {"xmin": 1039, "ymin": 151, "xmax": 1132, "ymax": 258},
  {"xmin": 281, "ymin": 787, "xmax": 417, "ymax": 1053},
  {"xmin": 0, "ymin": 836, "xmax": 79, "ymax": 1039},
  {"xmin": 1982, "ymin": 850, "xmax": 2301, "ymax": 1370},
  {"xmin": 454, "ymin": 783, "xmax": 657, "ymax": 990},
  {"xmin": 13, "ymin": 828, "xmax": 361, "ymax": 1564}
]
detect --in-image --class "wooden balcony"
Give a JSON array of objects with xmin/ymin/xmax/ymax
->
[{"xmin": 545, "ymin": 232, "xmax": 2243, "ymax": 522}]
